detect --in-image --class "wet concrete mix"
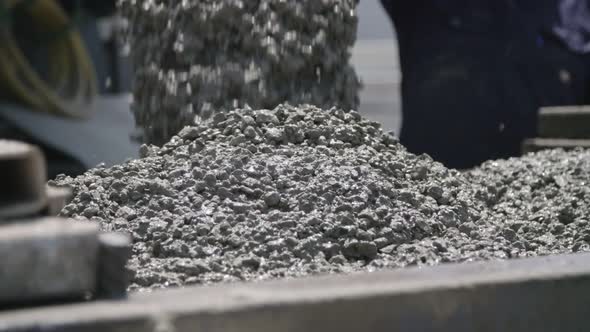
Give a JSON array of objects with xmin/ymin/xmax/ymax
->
[{"xmin": 51, "ymin": 105, "xmax": 590, "ymax": 292}]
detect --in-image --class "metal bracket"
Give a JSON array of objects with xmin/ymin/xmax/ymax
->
[{"xmin": 0, "ymin": 139, "xmax": 131, "ymax": 308}]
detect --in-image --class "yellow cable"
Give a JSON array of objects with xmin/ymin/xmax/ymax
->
[{"xmin": 0, "ymin": 0, "xmax": 98, "ymax": 119}]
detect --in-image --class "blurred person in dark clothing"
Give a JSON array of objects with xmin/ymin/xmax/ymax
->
[{"xmin": 380, "ymin": 0, "xmax": 590, "ymax": 169}]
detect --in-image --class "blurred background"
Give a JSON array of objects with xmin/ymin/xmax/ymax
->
[
  {"xmin": 354, "ymin": 1, "xmax": 400, "ymax": 134},
  {"xmin": 4, "ymin": 1, "xmax": 590, "ymax": 177},
  {"xmin": 0, "ymin": 1, "xmax": 402, "ymax": 178}
]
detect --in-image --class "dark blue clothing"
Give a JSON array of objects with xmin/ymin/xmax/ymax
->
[
  {"xmin": 381, "ymin": 1, "xmax": 590, "ymax": 54},
  {"xmin": 380, "ymin": 0, "xmax": 590, "ymax": 169},
  {"xmin": 553, "ymin": 0, "xmax": 590, "ymax": 53}
]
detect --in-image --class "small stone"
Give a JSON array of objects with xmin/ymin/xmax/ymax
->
[
  {"xmin": 189, "ymin": 140, "xmax": 205, "ymax": 154},
  {"xmin": 342, "ymin": 240, "xmax": 378, "ymax": 260},
  {"xmin": 255, "ymin": 111, "xmax": 279, "ymax": 125},
  {"xmin": 82, "ymin": 206, "xmax": 100, "ymax": 218},
  {"xmin": 321, "ymin": 243, "xmax": 341, "ymax": 259},
  {"xmin": 244, "ymin": 126, "xmax": 257, "ymax": 139},
  {"xmin": 432, "ymin": 240, "xmax": 447, "ymax": 252},
  {"xmin": 502, "ymin": 228, "xmax": 517, "ymax": 242},
  {"xmin": 374, "ymin": 237, "xmax": 389, "ymax": 249},
  {"xmin": 178, "ymin": 127, "xmax": 201, "ymax": 140},
  {"xmin": 230, "ymin": 135, "xmax": 247, "ymax": 146},
  {"xmin": 203, "ymin": 173, "xmax": 217, "ymax": 187},
  {"xmin": 172, "ymin": 259, "xmax": 210, "ymax": 275},
  {"xmin": 264, "ymin": 192, "xmax": 281, "ymax": 207},
  {"xmin": 265, "ymin": 128, "xmax": 284, "ymax": 142},
  {"xmin": 380, "ymin": 244, "xmax": 396, "ymax": 255},
  {"xmin": 328, "ymin": 255, "xmax": 348, "ymax": 265},
  {"xmin": 139, "ymin": 144, "xmax": 151, "ymax": 158},
  {"xmin": 237, "ymin": 256, "xmax": 261, "ymax": 270}
]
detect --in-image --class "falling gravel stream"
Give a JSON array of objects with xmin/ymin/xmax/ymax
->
[{"xmin": 119, "ymin": 0, "xmax": 360, "ymax": 145}]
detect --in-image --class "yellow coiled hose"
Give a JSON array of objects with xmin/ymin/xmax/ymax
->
[{"xmin": 0, "ymin": 0, "xmax": 97, "ymax": 118}]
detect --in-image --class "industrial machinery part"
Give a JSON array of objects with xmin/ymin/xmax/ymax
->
[
  {"xmin": 0, "ymin": 139, "xmax": 131, "ymax": 307},
  {"xmin": 0, "ymin": 217, "xmax": 100, "ymax": 306},
  {"xmin": 1, "ymin": 252, "xmax": 590, "ymax": 331},
  {"xmin": 537, "ymin": 106, "xmax": 590, "ymax": 139},
  {"xmin": 0, "ymin": 139, "xmax": 81, "ymax": 217},
  {"xmin": 523, "ymin": 138, "xmax": 590, "ymax": 153},
  {"xmin": 523, "ymin": 105, "xmax": 590, "ymax": 153},
  {"xmin": 0, "ymin": 0, "xmax": 98, "ymax": 118},
  {"xmin": 0, "ymin": 140, "xmax": 46, "ymax": 219}
]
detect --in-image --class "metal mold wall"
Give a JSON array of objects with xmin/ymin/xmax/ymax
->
[{"xmin": 2, "ymin": 253, "xmax": 590, "ymax": 332}]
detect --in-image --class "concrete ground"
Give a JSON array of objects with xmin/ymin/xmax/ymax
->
[{"xmin": 0, "ymin": 2, "xmax": 401, "ymax": 170}]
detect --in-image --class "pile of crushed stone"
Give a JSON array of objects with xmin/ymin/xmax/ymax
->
[
  {"xmin": 51, "ymin": 105, "xmax": 590, "ymax": 292},
  {"xmin": 119, "ymin": 0, "xmax": 360, "ymax": 145},
  {"xmin": 376, "ymin": 150, "xmax": 590, "ymax": 269},
  {"xmin": 52, "ymin": 105, "xmax": 480, "ymax": 291},
  {"xmin": 464, "ymin": 151, "xmax": 590, "ymax": 256}
]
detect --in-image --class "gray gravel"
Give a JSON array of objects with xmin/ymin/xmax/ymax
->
[
  {"xmin": 463, "ymin": 151, "xmax": 590, "ymax": 258},
  {"xmin": 51, "ymin": 105, "xmax": 590, "ymax": 292},
  {"xmin": 120, "ymin": 0, "xmax": 360, "ymax": 145}
]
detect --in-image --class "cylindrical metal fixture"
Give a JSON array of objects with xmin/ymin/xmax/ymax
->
[{"xmin": 0, "ymin": 140, "xmax": 47, "ymax": 220}]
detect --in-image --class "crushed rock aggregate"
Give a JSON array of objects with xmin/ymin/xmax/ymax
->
[
  {"xmin": 51, "ymin": 105, "xmax": 590, "ymax": 292},
  {"xmin": 119, "ymin": 0, "xmax": 361, "ymax": 145}
]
